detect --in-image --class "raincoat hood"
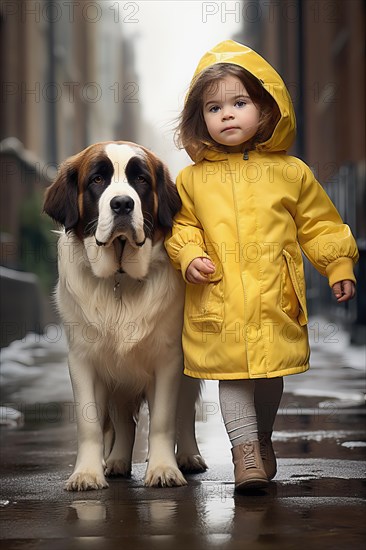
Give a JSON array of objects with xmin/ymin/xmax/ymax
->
[{"xmin": 187, "ymin": 40, "xmax": 296, "ymax": 161}]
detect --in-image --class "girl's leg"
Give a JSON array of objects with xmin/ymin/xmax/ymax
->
[
  {"xmin": 254, "ymin": 377, "xmax": 284, "ymax": 480},
  {"xmin": 219, "ymin": 379, "xmax": 257, "ymax": 446},
  {"xmin": 254, "ymin": 377, "xmax": 283, "ymax": 433},
  {"xmin": 219, "ymin": 380, "xmax": 268, "ymax": 490}
]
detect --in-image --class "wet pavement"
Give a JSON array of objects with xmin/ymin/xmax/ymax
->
[{"xmin": 1, "ymin": 319, "xmax": 365, "ymax": 549}]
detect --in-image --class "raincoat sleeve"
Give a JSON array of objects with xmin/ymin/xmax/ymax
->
[
  {"xmin": 295, "ymin": 161, "xmax": 359, "ymax": 287},
  {"xmin": 165, "ymin": 168, "xmax": 209, "ymax": 282}
]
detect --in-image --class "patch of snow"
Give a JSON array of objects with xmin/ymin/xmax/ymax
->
[
  {"xmin": 0, "ymin": 406, "xmax": 24, "ymax": 428},
  {"xmin": 274, "ymin": 430, "xmax": 361, "ymax": 442},
  {"xmin": 341, "ymin": 441, "xmax": 366, "ymax": 449},
  {"xmin": 1, "ymin": 330, "xmax": 71, "ymax": 404}
]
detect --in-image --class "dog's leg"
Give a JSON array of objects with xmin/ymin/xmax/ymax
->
[
  {"xmin": 176, "ymin": 376, "xmax": 208, "ymax": 473},
  {"xmin": 65, "ymin": 355, "xmax": 109, "ymax": 491},
  {"xmin": 144, "ymin": 360, "xmax": 187, "ymax": 487},
  {"xmin": 104, "ymin": 391, "xmax": 137, "ymax": 477}
]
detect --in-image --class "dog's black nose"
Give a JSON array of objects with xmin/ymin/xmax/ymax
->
[{"xmin": 110, "ymin": 195, "xmax": 134, "ymax": 215}]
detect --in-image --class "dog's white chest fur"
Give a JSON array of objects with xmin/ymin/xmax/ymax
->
[{"xmin": 56, "ymin": 233, "xmax": 184, "ymax": 385}]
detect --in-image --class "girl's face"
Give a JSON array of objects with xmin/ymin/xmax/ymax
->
[{"xmin": 202, "ymin": 74, "xmax": 260, "ymax": 151}]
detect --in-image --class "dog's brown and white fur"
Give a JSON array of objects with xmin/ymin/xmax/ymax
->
[{"xmin": 44, "ymin": 141, "xmax": 206, "ymax": 490}]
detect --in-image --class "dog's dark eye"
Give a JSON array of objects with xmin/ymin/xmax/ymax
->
[
  {"xmin": 136, "ymin": 175, "xmax": 147, "ymax": 183},
  {"xmin": 92, "ymin": 175, "xmax": 104, "ymax": 184}
]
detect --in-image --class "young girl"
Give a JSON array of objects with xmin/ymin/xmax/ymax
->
[{"xmin": 165, "ymin": 40, "xmax": 358, "ymax": 492}]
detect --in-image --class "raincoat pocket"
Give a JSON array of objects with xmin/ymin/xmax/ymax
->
[
  {"xmin": 281, "ymin": 249, "xmax": 308, "ymax": 326},
  {"xmin": 186, "ymin": 268, "xmax": 224, "ymax": 333}
]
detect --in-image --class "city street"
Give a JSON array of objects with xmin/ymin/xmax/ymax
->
[
  {"xmin": 0, "ymin": 318, "xmax": 365, "ymax": 549},
  {"xmin": 1, "ymin": 1, "xmax": 365, "ymax": 549}
]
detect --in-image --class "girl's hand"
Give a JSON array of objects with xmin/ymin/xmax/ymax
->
[
  {"xmin": 332, "ymin": 280, "xmax": 356, "ymax": 303},
  {"xmin": 186, "ymin": 257, "xmax": 215, "ymax": 284}
]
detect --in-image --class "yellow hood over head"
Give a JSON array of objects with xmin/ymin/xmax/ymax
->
[{"xmin": 188, "ymin": 40, "xmax": 296, "ymax": 159}]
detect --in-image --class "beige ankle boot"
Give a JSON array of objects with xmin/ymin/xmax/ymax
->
[
  {"xmin": 231, "ymin": 440, "xmax": 268, "ymax": 491},
  {"xmin": 258, "ymin": 432, "xmax": 277, "ymax": 480}
]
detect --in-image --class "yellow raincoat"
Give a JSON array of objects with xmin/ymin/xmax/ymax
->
[{"xmin": 165, "ymin": 40, "xmax": 358, "ymax": 380}]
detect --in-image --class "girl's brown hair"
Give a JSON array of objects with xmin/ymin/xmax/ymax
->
[{"xmin": 175, "ymin": 63, "xmax": 281, "ymax": 161}]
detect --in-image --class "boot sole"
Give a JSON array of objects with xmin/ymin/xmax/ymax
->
[{"xmin": 235, "ymin": 477, "xmax": 269, "ymax": 492}]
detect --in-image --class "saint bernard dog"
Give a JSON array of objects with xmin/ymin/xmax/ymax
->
[{"xmin": 44, "ymin": 141, "xmax": 207, "ymax": 491}]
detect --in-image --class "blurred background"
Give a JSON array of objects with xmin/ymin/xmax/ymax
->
[{"xmin": 0, "ymin": 0, "xmax": 365, "ymax": 353}]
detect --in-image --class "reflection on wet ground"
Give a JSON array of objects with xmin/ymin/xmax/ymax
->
[
  {"xmin": 1, "ymin": 464, "xmax": 365, "ymax": 550},
  {"xmin": 1, "ymin": 494, "xmax": 365, "ymax": 550},
  {"xmin": 1, "ymin": 393, "xmax": 365, "ymax": 550}
]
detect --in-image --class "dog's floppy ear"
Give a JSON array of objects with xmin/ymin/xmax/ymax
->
[
  {"xmin": 155, "ymin": 162, "xmax": 182, "ymax": 230},
  {"xmin": 43, "ymin": 159, "xmax": 79, "ymax": 232}
]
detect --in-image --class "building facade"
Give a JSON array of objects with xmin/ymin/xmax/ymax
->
[{"xmin": 0, "ymin": 0, "xmax": 142, "ymax": 343}]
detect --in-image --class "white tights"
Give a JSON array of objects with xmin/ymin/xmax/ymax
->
[{"xmin": 218, "ymin": 378, "xmax": 283, "ymax": 447}]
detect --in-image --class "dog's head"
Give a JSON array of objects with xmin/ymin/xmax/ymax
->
[{"xmin": 44, "ymin": 141, "xmax": 181, "ymax": 279}]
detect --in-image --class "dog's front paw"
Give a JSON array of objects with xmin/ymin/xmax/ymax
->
[
  {"xmin": 144, "ymin": 465, "xmax": 188, "ymax": 488},
  {"xmin": 177, "ymin": 453, "xmax": 208, "ymax": 473},
  {"xmin": 105, "ymin": 459, "xmax": 132, "ymax": 478},
  {"xmin": 65, "ymin": 471, "xmax": 109, "ymax": 491}
]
